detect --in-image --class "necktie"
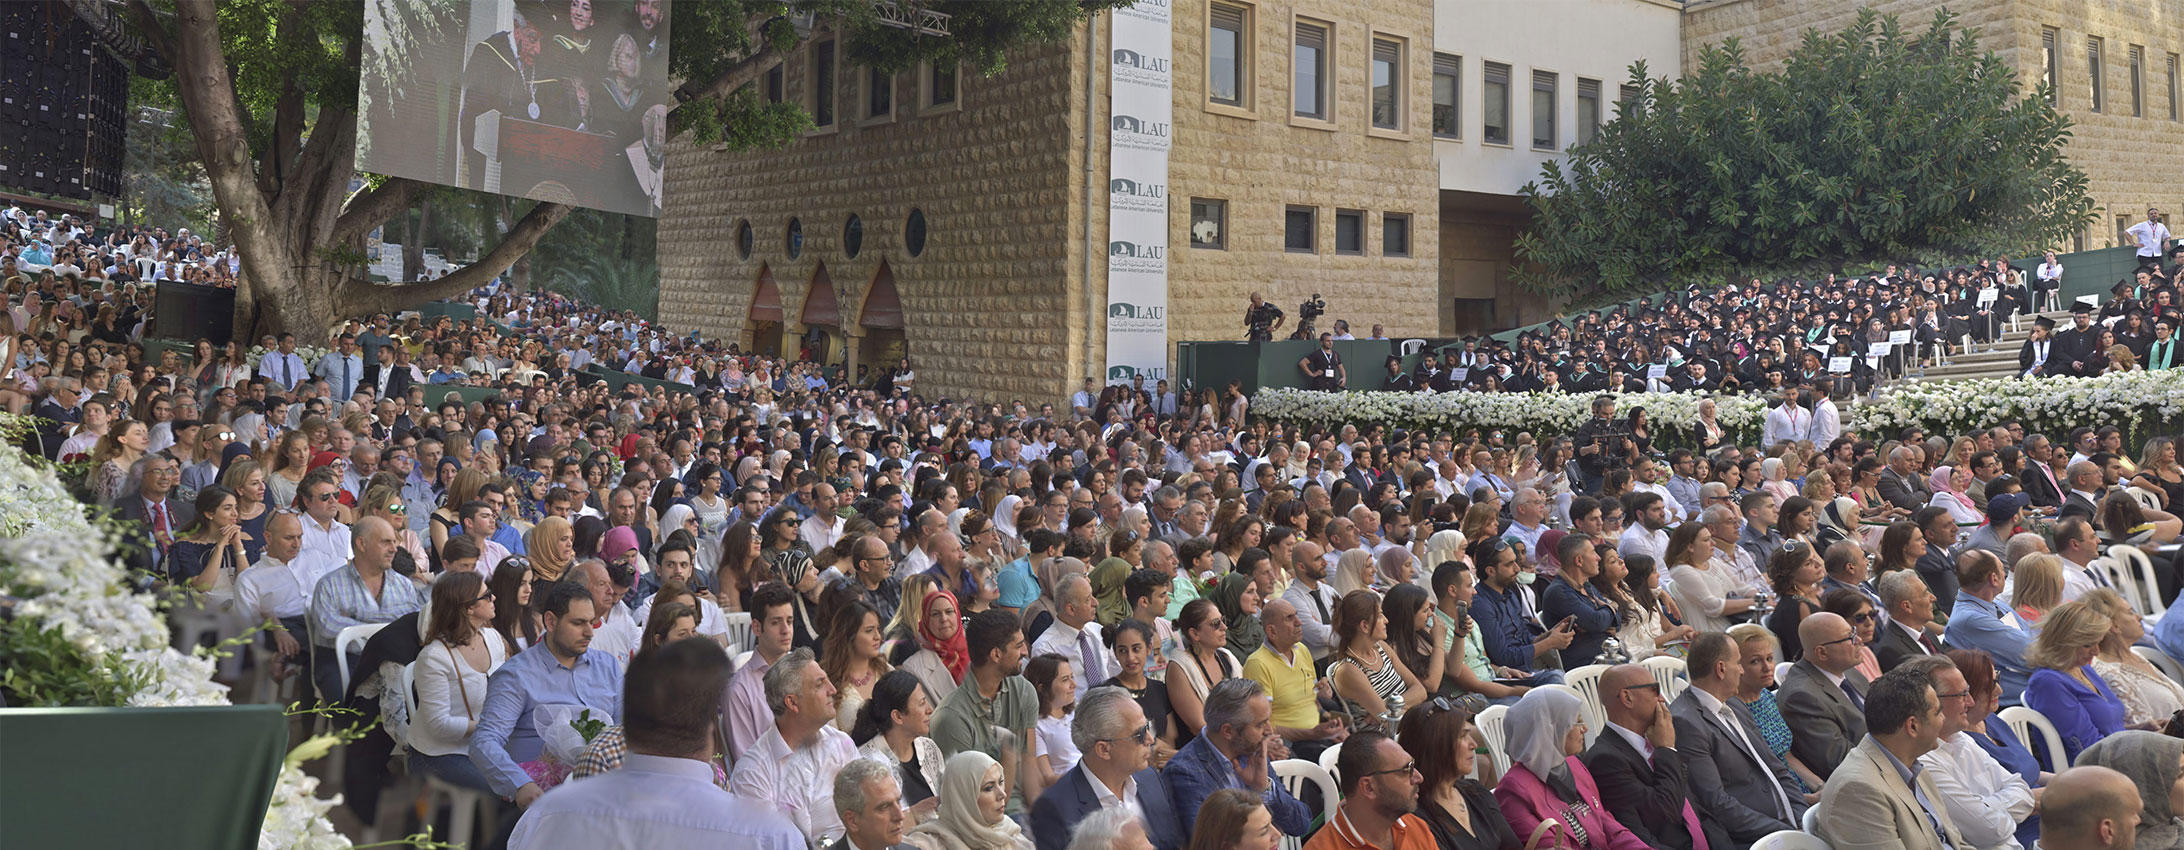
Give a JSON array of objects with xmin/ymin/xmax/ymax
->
[
  {"xmin": 1917, "ymin": 630, "xmax": 1939, "ymax": 654},
  {"xmin": 1719, "ymin": 705, "xmax": 1794, "ymax": 820},
  {"xmin": 151, "ymin": 500, "xmax": 168, "ymax": 536},
  {"xmin": 1840, "ymin": 679, "xmax": 1864, "ymax": 711},
  {"xmin": 281, "ymin": 356, "xmax": 291, "ymax": 389},
  {"xmin": 1077, "ymin": 628, "xmax": 1105, "ymax": 684},
  {"xmin": 2089, "ymin": 566, "xmax": 2113, "ymax": 589}
]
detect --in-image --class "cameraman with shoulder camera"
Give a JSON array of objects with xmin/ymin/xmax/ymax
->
[
  {"xmin": 1572, "ymin": 394, "xmax": 1636, "ymax": 493},
  {"xmin": 1299, "ymin": 332, "xmax": 1345, "ymax": 391},
  {"xmin": 1243, "ymin": 292, "xmax": 1286, "ymax": 341}
]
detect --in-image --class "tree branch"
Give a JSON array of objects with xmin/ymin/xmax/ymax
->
[
  {"xmin": 672, "ymin": 41, "xmax": 781, "ymax": 105},
  {"xmin": 126, "ymin": 0, "xmax": 174, "ymax": 65},
  {"xmin": 336, "ymin": 201, "xmax": 574, "ymax": 315},
  {"xmin": 334, "ymin": 177, "xmax": 431, "ymax": 244}
]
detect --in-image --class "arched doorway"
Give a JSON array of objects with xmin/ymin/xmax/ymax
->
[
  {"xmin": 857, "ymin": 260, "xmax": 906, "ymax": 387},
  {"xmin": 747, "ymin": 265, "xmax": 785, "ymax": 357},
  {"xmin": 800, "ymin": 262, "xmax": 844, "ymax": 368}
]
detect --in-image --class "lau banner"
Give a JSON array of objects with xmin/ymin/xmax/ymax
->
[{"xmin": 1104, "ymin": 0, "xmax": 1172, "ymax": 386}]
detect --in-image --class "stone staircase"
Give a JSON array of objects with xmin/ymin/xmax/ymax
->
[{"xmin": 1889, "ymin": 309, "xmax": 2076, "ymax": 385}]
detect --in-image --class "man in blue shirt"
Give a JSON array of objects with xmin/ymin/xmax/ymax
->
[
  {"xmin": 469, "ymin": 582, "xmax": 624, "ymax": 808},
  {"xmin": 1161, "ymin": 678, "xmax": 1312, "ymax": 839},
  {"xmin": 1942, "ymin": 549, "xmax": 2033, "ymax": 705},
  {"xmin": 1471, "ymin": 536, "xmax": 1574, "ymax": 676}
]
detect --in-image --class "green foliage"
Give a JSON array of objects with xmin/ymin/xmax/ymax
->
[
  {"xmin": 0, "ymin": 618, "xmax": 148, "ymax": 707},
  {"xmin": 541, "ymin": 251, "xmax": 661, "ymax": 319},
  {"xmin": 1515, "ymin": 9, "xmax": 2095, "ymax": 298}
]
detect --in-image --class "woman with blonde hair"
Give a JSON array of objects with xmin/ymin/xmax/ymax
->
[
  {"xmin": 2023, "ymin": 599, "xmax": 2130, "ymax": 761},
  {"xmin": 2010, "ymin": 554, "xmax": 2066, "ymax": 626},
  {"xmin": 1459, "ymin": 502, "xmax": 1499, "ymax": 545},
  {"xmin": 2084, "ymin": 588, "xmax": 2184, "ymax": 728},
  {"xmin": 1727, "ymin": 623, "xmax": 1823, "ymax": 792},
  {"xmin": 219, "ymin": 459, "xmax": 272, "ymax": 562},
  {"xmin": 526, "ymin": 515, "xmax": 577, "ymax": 584}
]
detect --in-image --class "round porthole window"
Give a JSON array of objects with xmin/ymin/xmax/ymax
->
[
  {"xmin": 786, "ymin": 217, "xmax": 804, "ymax": 259},
  {"xmin": 844, "ymin": 214, "xmax": 864, "ymax": 259},
  {"xmin": 905, "ymin": 208, "xmax": 928, "ymax": 257},
  {"xmin": 735, "ymin": 220, "xmax": 754, "ymax": 259}
]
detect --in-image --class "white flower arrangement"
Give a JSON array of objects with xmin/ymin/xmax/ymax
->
[
  {"xmin": 1252, "ymin": 387, "xmax": 1770, "ymax": 444},
  {"xmin": 1849, "ymin": 370, "xmax": 2184, "ymax": 441},
  {"xmin": 0, "ymin": 413, "xmax": 350, "ymax": 849}
]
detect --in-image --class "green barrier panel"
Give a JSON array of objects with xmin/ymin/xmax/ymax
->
[
  {"xmin": 580, "ymin": 364, "xmax": 696, "ymax": 396},
  {"xmin": 419, "ymin": 301, "xmax": 478, "ymax": 321},
  {"xmin": 0, "ymin": 705, "xmax": 286, "ymax": 848},
  {"xmin": 417, "ymin": 383, "xmax": 506, "ymax": 407}
]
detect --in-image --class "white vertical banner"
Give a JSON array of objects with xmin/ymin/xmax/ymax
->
[{"xmin": 1104, "ymin": 0, "xmax": 1172, "ymax": 386}]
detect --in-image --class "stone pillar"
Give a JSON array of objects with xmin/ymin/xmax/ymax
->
[{"xmin": 844, "ymin": 328, "xmax": 865, "ymax": 389}]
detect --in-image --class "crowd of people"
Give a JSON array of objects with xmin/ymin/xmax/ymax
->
[{"xmin": 15, "ymin": 208, "xmax": 2184, "ymax": 850}]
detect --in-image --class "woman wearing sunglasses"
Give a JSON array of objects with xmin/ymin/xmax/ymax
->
[{"xmin": 363, "ymin": 485, "xmax": 428, "ymax": 577}]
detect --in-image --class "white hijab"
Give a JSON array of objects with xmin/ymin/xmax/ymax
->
[
  {"xmin": 904, "ymin": 750, "xmax": 1031, "ymax": 850},
  {"xmin": 1505, "ymin": 686, "xmax": 1583, "ymax": 788}
]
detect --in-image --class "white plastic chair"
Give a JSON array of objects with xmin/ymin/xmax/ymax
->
[
  {"xmin": 1753, "ymin": 830, "xmax": 1831, "ymax": 850},
  {"xmin": 1776, "ymin": 661, "xmax": 1793, "ymax": 685},
  {"xmin": 1641, "ymin": 655, "xmax": 1688, "ymax": 701},
  {"xmin": 1273, "ymin": 759, "xmax": 1339, "ymax": 849},
  {"xmin": 1475, "ymin": 704, "xmax": 1512, "ymax": 778},
  {"xmin": 732, "ymin": 649, "xmax": 755, "ymax": 671},
  {"xmin": 2090, "ymin": 556, "xmax": 2145, "ymax": 615},
  {"xmin": 2135, "ymin": 645, "xmax": 2184, "ymax": 685},
  {"xmin": 722, "ymin": 611, "xmax": 753, "ymax": 655},
  {"xmin": 334, "ymin": 622, "xmax": 387, "ymax": 697},
  {"xmin": 1400, "ymin": 339, "xmax": 1427, "ymax": 357},
  {"xmin": 2109, "ymin": 544, "xmax": 2164, "ymax": 618},
  {"xmin": 1564, "ymin": 665, "xmax": 1611, "ymax": 745},
  {"xmin": 1316, "ymin": 741, "xmax": 1343, "ymax": 786},
  {"xmin": 1802, "ymin": 805, "xmax": 1821, "ymax": 834},
  {"xmin": 2130, "ymin": 487, "xmax": 2164, "ymax": 512},
  {"xmin": 1999, "ymin": 705, "xmax": 2069, "ymax": 772},
  {"xmin": 403, "ymin": 662, "xmax": 497, "ymax": 846}
]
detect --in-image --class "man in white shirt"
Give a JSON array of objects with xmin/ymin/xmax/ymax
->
[
  {"xmin": 1617, "ymin": 492, "xmax": 1672, "ymax": 565},
  {"xmin": 1806, "ymin": 385, "xmax": 1843, "ymax": 448},
  {"xmin": 1628, "ymin": 459, "xmax": 1686, "ymax": 525},
  {"xmin": 295, "ymin": 475, "xmax": 353, "ymax": 563},
  {"xmin": 729, "ymin": 648, "xmax": 861, "ymax": 846},
  {"xmin": 1031, "ymin": 575, "xmax": 1110, "ymax": 690},
  {"xmin": 1905, "ymin": 656, "xmax": 2038, "ymax": 850},
  {"xmin": 1283, "ymin": 540, "xmax": 1339, "ymax": 660},
  {"xmin": 1761, "ymin": 386, "xmax": 1807, "ymax": 449},
  {"xmin": 237, "ymin": 511, "xmax": 338, "ymax": 677},
  {"xmin": 512, "ymin": 639, "xmax": 805, "ymax": 850},
  {"xmin": 582, "ymin": 559, "xmax": 641, "ymax": 667},
  {"xmin": 2128, "ymin": 208, "xmax": 2172, "ymax": 271},
  {"xmin": 799, "ymin": 483, "xmax": 846, "ymax": 555},
  {"xmin": 1502, "ymin": 488, "xmax": 1551, "ymax": 556},
  {"xmin": 2056, "ymin": 518, "xmax": 2112, "ymax": 603}
]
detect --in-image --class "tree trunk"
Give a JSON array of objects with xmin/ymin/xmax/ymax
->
[
  {"xmin": 402, "ymin": 203, "xmax": 430, "ymax": 282},
  {"xmin": 510, "ymin": 255, "xmax": 531, "ymax": 297}
]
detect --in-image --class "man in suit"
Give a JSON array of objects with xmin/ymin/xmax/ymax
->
[
  {"xmin": 361, "ymin": 343, "xmax": 412, "ymax": 403},
  {"xmin": 831, "ymin": 759, "xmax": 915, "ymax": 850},
  {"xmin": 1872, "ymin": 571, "xmax": 1942, "ymax": 674},
  {"xmin": 30, "ymin": 375, "xmax": 82, "ymax": 459},
  {"xmin": 2058, "ymin": 460, "xmax": 2105, "ymax": 522},
  {"xmin": 2040, "ymin": 766, "xmax": 2143, "ymax": 850},
  {"xmin": 1583, "ymin": 664, "xmax": 1727, "ymax": 850},
  {"xmin": 1031, "ymin": 687, "xmax": 1186, "ymax": 850},
  {"xmin": 1671, "ymin": 634, "xmax": 1806, "ymax": 849},
  {"xmin": 1879, "ymin": 446, "xmax": 1933, "ymax": 512},
  {"xmin": 2021, "ymin": 435, "xmax": 2068, "ymax": 509},
  {"xmin": 116, "ymin": 452, "xmax": 194, "ymax": 577},
  {"xmin": 1812, "ymin": 667, "xmax": 1968, "ymax": 850},
  {"xmin": 1780, "ymin": 612, "xmax": 1871, "ymax": 781},
  {"xmin": 1910, "ymin": 507, "xmax": 1962, "ymax": 618},
  {"xmin": 1163, "ymin": 678, "xmax": 1312, "ymax": 840}
]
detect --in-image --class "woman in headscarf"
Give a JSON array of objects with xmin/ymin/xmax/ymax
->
[
  {"xmin": 658, "ymin": 503, "xmax": 701, "ymax": 556},
  {"xmin": 1929, "ymin": 465, "xmax": 1985, "ymax": 525},
  {"xmin": 526, "ymin": 516, "xmax": 577, "ymax": 585},
  {"xmin": 2074, "ymin": 731, "xmax": 2184, "ymax": 850},
  {"xmin": 1815, "ymin": 496, "xmax": 1865, "ymax": 551},
  {"xmin": 1212, "ymin": 571, "xmax": 1265, "ymax": 659},
  {"xmin": 1331, "ymin": 547, "xmax": 1379, "ymax": 596},
  {"xmin": 897, "ymin": 586, "xmax": 969, "ymax": 706},
  {"xmin": 902, "ymin": 750, "xmax": 1034, "ymax": 850},
  {"xmin": 1490, "ymin": 688, "xmax": 1651, "ymax": 850},
  {"xmin": 1089, "ymin": 556, "xmax": 1132, "ymax": 629},
  {"xmin": 1759, "ymin": 457, "xmax": 1798, "ymax": 503},
  {"xmin": 1422, "ymin": 529, "xmax": 1468, "ymax": 572}
]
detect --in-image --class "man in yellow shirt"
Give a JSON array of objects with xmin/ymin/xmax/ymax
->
[{"xmin": 1245, "ymin": 599, "xmax": 1348, "ymax": 763}]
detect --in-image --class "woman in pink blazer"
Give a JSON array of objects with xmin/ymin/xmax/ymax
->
[{"xmin": 1491, "ymin": 689, "xmax": 1652, "ymax": 850}]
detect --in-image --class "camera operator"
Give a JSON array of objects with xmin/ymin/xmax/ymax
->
[
  {"xmin": 1571, "ymin": 394, "xmax": 1635, "ymax": 493},
  {"xmin": 1299, "ymin": 332, "xmax": 1346, "ymax": 391},
  {"xmin": 1243, "ymin": 292, "xmax": 1286, "ymax": 341},
  {"xmin": 1287, "ymin": 293, "xmax": 1327, "ymax": 340}
]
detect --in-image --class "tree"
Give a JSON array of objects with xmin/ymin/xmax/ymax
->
[
  {"xmin": 121, "ymin": 0, "xmax": 1124, "ymax": 342},
  {"xmin": 1513, "ymin": 9, "xmax": 2095, "ymax": 298}
]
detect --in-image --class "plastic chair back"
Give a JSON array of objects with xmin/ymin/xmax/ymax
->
[
  {"xmin": 334, "ymin": 622, "xmax": 387, "ymax": 696},
  {"xmin": 1999, "ymin": 705, "xmax": 2069, "ymax": 772},
  {"xmin": 1564, "ymin": 665, "xmax": 1610, "ymax": 745},
  {"xmin": 1753, "ymin": 830, "xmax": 1832, "ymax": 850}
]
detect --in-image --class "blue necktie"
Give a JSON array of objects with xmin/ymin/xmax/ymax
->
[{"xmin": 1841, "ymin": 679, "xmax": 1864, "ymax": 711}]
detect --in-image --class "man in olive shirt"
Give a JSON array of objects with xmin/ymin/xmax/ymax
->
[
  {"xmin": 931, "ymin": 609, "xmax": 1039, "ymax": 813},
  {"xmin": 1244, "ymin": 600, "xmax": 1347, "ymax": 763}
]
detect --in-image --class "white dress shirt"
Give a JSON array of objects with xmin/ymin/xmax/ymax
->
[
  {"xmin": 1918, "ymin": 731, "xmax": 2035, "ymax": 850},
  {"xmin": 298, "ymin": 516, "xmax": 353, "ymax": 565},
  {"xmin": 1031, "ymin": 619, "xmax": 1109, "ymax": 690},
  {"xmin": 728, "ymin": 723, "xmax": 861, "ymax": 846},
  {"xmin": 237, "ymin": 550, "xmax": 341, "ymax": 621},
  {"xmin": 513, "ymin": 753, "xmax": 806, "ymax": 850},
  {"xmin": 1807, "ymin": 399, "xmax": 1842, "ymax": 447},
  {"xmin": 1763, "ymin": 404, "xmax": 1807, "ymax": 448},
  {"xmin": 2060, "ymin": 555, "xmax": 2106, "ymax": 603},
  {"xmin": 2128, "ymin": 219, "xmax": 2173, "ymax": 257},
  {"xmin": 1618, "ymin": 524, "xmax": 1669, "ymax": 565},
  {"xmin": 799, "ymin": 514, "xmax": 845, "ymax": 556},
  {"xmin": 590, "ymin": 603, "xmax": 642, "ymax": 668}
]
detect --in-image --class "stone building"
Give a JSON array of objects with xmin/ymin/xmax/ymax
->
[
  {"xmin": 658, "ymin": 0, "xmax": 1443, "ymax": 401},
  {"xmin": 1682, "ymin": 0, "xmax": 2184, "ymax": 253}
]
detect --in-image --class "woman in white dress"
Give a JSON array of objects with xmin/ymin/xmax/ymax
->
[
  {"xmin": 2087, "ymin": 588, "xmax": 2184, "ymax": 727},
  {"xmin": 1663, "ymin": 522, "xmax": 1756, "ymax": 634}
]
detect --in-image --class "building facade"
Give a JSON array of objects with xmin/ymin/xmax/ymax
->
[{"xmin": 1682, "ymin": 0, "xmax": 2184, "ymax": 252}]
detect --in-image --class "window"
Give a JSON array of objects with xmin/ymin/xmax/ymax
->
[
  {"xmin": 735, "ymin": 220, "xmax": 754, "ymax": 260},
  {"xmin": 1619, "ymin": 83, "xmax": 1640, "ymax": 115},
  {"xmin": 1382, "ymin": 213, "xmax": 1411, "ymax": 257},
  {"xmin": 905, "ymin": 209, "xmax": 928, "ymax": 257},
  {"xmin": 1482, "ymin": 62, "xmax": 1511, "ymax": 145},
  {"xmin": 813, "ymin": 39, "xmax": 837, "ymax": 126},
  {"xmin": 1431, "ymin": 53, "xmax": 1460, "ymax": 138},
  {"xmin": 2089, "ymin": 36, "xmax": 2104, "ymax": 113},
  {"xmin": 1209, "ymin": 3, "xmax": 1248, "ymax": 107},
  {"xmin": 1531, "ymin": 70, "xmax": 1557, "ymax": 149},
  {"xmin": 1576, "ymin": 78, "xmax": 1601, "ymax": 145},
  {"xmin": 2041, "ymin": 27, "xmax": 2059, "ymax": 106},
  {"xmin": 1190, "ymin": 199, "xmax": 1227, "ymax": 250},
  {"xmin": 1293, "ymin": 21, "xmax": 1328, "ymax": 120},
  {"xmin": 843, "ymin": 215, "xmax": 864, "ymax": 259},
  {"xmin": 2130, "ymin": 45, "xmax": 2144, "ymax": 117},
  {"xmin": 2118, "ymin": 214, "xmax": 2133, "ymax": 245},
  {"xmin": 786, "ymin": 218, "xmax": 804, "ymax": 259},
  {"xmin": 1371, "ymin": 37, "xmax": 1402, "ymax": 130},
  {"xmin": 1334, "ymin": 209, "xmax": 1364, "ymax": 255},
  {"xmin": 1284, "ymin": 206, "xmax": 1316, "ymax": 253},
  {"xmin": 2169, "ymin": 54, "xmax": 2179, "ymax": 120},
  {"xmin": 765, "ymin": 64, "xmax": 785, "ymax": 103},
  {"xmin": 867, "ymin": 67, "xmax": 893, "ymax": 119},
  {"xmin": 928, "ymin": 62, "xmax": 958, "ymax": 107}
]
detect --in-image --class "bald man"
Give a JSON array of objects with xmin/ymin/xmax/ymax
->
[
  {"xmin": 1778, "ymin": 612, "xmax": 1871, "ymax": 781},
  {"xmin": 306, "ymin": 515, "xmax": 427, "ymax": 702},
  {"xmin": 1584, "ymin": 665, "xmax": 1725, "ymax": 850},
  {"xmin": 2040, "ymin": 766, "xmax": 2141, "ymax": 850}
]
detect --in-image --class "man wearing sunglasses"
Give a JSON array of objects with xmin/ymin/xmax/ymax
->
[
  {"xmin": 1584, "ymin": 665, "xmax": 1726, "ymax": 850},
  {"xmin": 1028, "ymin": 687, "xmax": 1185, "ymax": 850},
  {"xmin": 1780, "ymin": 612, "xmax": 1871, "ymax": 781},
  {"xmin": 1306, "ymin": 730, "xmax": 1431, "ymax": 850}
]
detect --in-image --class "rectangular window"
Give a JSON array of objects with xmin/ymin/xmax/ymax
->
[
  {"xmin": 1482, "ymin": 62, "xmax": 1511, "ymax": 145},
  {"xmin": 928, "ymin": 62, "xmax": 958, "ymax": 107},
  {"xmin": 1431, "ymin": 53, "xmax": 1460, "ymax": 138},
  {"xmin": 2041, "ymin": 27, "xmax": 2059, "ymax": 106},
  {"xmin": 2130, "ymin": 45, "xmax": 2144, "ymax": 116},
  {"xmin": 1334, "ymin": 209, "xmax": 1364, "ymax": 254},
  {"xmin": 1371, "ymin": 37, "xmax": 1402, "ymax": 130},
  {"xmin": 1190, "ymin": 199, "xmax": 1227, "ymax": 250},
  {"xmin": 1382, "ymin": 212, "xmax": 1411, "ymax": 257},
  {"xmin": 1576, "ymin": 78, "xmax": 1601, "ymax": 145},
  {"xmin": 1293, "ymin": 21, "xmax": 1328, "ymax": 119},
  {"xmin": 867, "ymin": 67, "xmax": 893, "ymax": 119},
  {"xmin": 2119, "ymin": 214, "xmax": 2133, "ymax": 245},
  {"xmin": 1284, "ymin": 206, "xmax": 1316, "ymax": 253},
  {"xmin": 2089, "ymin": 36, "xmax": 2104, "ymax": 113},
  {"xmin": 1209, "ymin": 3, "xmax": 1248, "ymax": 106},
  {"xmin": 1619, "ymin": 83, "xmax": 1640, "ymax": 115},
  {"xmin": 765, "ymin": 64, "xmax": 785, "ymax": 103},
  {"xmin": 1531, "ymin": 70, "xmax": 1557, "ymax": 149},
  {"xmin": 2169, "ymin": 54, "xmax": 2179, "ymax": 120},
  {"xmin": 813, "ymin": 40, "xmax": 837, "ymax": 126}
]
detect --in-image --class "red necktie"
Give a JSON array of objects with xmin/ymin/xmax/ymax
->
[{"xmin": 151, "ymin": 501, "xmax": 168, "ymax": 536}]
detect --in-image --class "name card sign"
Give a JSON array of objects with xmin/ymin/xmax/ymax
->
[
  {"xmin": 1829, "ymin": 356, "xmax": 1853, "ymax": 373},
  {"xmin": 1888, "ymin": 330, "xmax": 1914, "ymax": 345},
  {"xmin": 1647, "ymin": 365, "xmax": 1669, "ymax": 380},
  {"xmin": 1979, "ymin": 288, "xmax": 1999, "ymax": 305},
  {"xmin": 1449, "ymin": 368, "xmax": 1469, "ymax": 382}
]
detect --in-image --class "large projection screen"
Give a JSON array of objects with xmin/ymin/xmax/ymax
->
[{"xmin": 359, "ymin": 0, "xmax": 671, "ymax": 218}]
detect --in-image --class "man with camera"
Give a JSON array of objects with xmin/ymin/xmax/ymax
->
[
  {"xmin": 1572, "ymin": 395, "xmax": 1635, "ymax": 493},
  {"xmin": 1243, "ymin": 292, "xmax": 1286, "ymax": 342},
  {"xmin": 1299, "ymin": 333, "xmax": 1346, "ymax": 391}
]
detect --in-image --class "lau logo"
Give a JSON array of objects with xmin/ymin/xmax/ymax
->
[
  {"xmin": 1109, "ymin": 302, "xmax": 1166, "ymax": 320},
  {"xmin": 1109, "ymin": 365, "xmax": 1138, "ymax": 381},
  {"xmin": 1109, "ymin": 241, "xmax": 1166, "ymax": 259},
  {"xmin": 1112, "ymin": 49, "xmax": 1171, "ymax": 73},
  {"xmin": 1109, "ymin": 178, "xmax": 1165, "ymax": 199}
]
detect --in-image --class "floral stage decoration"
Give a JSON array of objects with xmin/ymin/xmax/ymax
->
[{"xmin": 1251, "ymin": 387, "xmax": 1769, "ymax": 448}]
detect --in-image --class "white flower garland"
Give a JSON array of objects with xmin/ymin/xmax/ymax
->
[
  {"xmin": 0, "ymin": 416, "xmax": 350, "ymax": 849},
  {"xmin": 1251, "ymin": 387, "xmax": 1771, "ymax": 439},
  {"xmin": 1848, "ymin": 370, "xmax": 2184, "ymax": 439}
]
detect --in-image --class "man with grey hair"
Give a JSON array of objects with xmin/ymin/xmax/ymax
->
[
  {"xmin": 1895, "ymin": 655, "xmax": 2042, "ymax": 850},
  {"xmin": 1149, "ymin": 486, "xmax": 1184, "ymax": 541},
  {"xmin": 1503, "ymin": 488, "xmax": 1550, "ymax": 558},
  {"xmin": 830, "ymin": 759, "xmax": 913, "ymax": 850},
  {"xmin": 1031, "ymin": 574, "xmax": 1109, "ymax": 689},
  {"xmin": 1031, "ymin": 686, "xmax": 1186, "ymax": 850},
  {"xmin": 730, "ymin": 647, "xmax": 860, "ymax": 845},
  {"xmin": 1873, "ymin": 570, "xmax": 1941, "ymax": 674},
  {"xmin": 1162, "ymin": 678, "xmax": 1311, "ymax": 838},
  {"xmin": 577, "ymin": 558, "xmax": 640, "ymax": 667},
  {"xmin": 1703, "ymin": 503, "xmax": 1768, "ymax": 598},
  {"xmin": 2004, "ymin": 532, "xmax": 2051, "ymax": 574},
  {"xmin": 1064, "ymin": 807, "xmax": 1154, "ymax": 850}
]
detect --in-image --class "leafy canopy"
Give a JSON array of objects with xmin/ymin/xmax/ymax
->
[{"xmin": 1513, "ymin": 9, "xmax": 2095, "ymax": 298}]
